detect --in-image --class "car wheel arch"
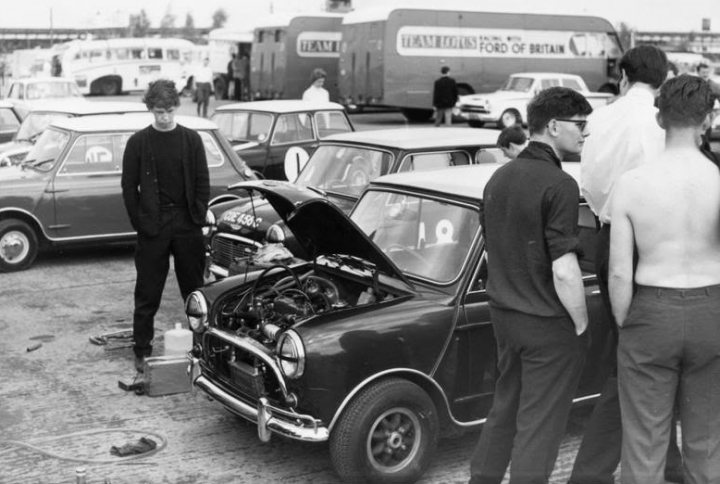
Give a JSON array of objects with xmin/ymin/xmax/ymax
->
[{"xmin": 0, "ymin": 209, "xmax": 47, "ymax": 245}]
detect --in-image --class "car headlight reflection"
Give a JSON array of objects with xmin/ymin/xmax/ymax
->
[
  {"xmin": 265, "ymin": 223, "xmax": 285, "ymax": 243},
  {"xmin": 276, "ymin": 330, "xmax": 305, "ymax": 379},
  {"xmin": 185, "ymin": 291, "xmax": 208, "ymax": 333}
]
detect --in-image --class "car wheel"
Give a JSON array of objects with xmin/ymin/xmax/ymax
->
[
  {"xmin": 400, "ymin": 108, "xmax": 434, "ymax": 123},
  {"xmin": 467, "ymin": 120, "xmax": 485, "ymax": 128},
  {"xmin": 330, "ymin": 378, "xmax": 438, "ymax": 483},
  {"xmin": 0, "ymin": 219, "xmax": 39, "ymax": 272},
  {"xmin": 498, "ymin": 109, "xmax": 521, "ymax": 129},
  {"xmin": 100, "ymin": 78, "xmax": 120, "ymax": 96}
]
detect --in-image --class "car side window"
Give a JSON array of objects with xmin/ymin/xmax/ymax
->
[
  {"xmin": 541, "ymin": 79, "xmax": 560, "ymax": 89},
  {"xmin": 0, "ymin": 109, "xmax": 20, "ymax": 130},
  {"xmin": 562, "ymin": 78, "xmax": 583, "ymax": 91},
  {"xmin": 475, "ymin": 149, "xmax": 505, "ymax": 164},
  {"xmin": 578, "ymin": 203, "xmax": 599, "ymax": 274},
  {"xmin": 399, "ymin": 151, "xmax": 470, "ymax": 172},
  {"xmin": 198, "ymin": 131, "xmax": 225, "ymax": 168},
  {"xmin": 316, "ymin": 111, "xmax": 352, "ymax": 138},
  {"xmin": 271, "ymin": 113, "xmax": 314, "ymax": 145},
  {"xmin": 7, "ymin": 84, "xmax": 19, "ymax": 99},
  {"xmin": 59, "ymin": 134, "xmax": 120, "ymax": 175},
  {"xmin": 470, "ymin": 251, "xmax": 489, "ymax": 292}
]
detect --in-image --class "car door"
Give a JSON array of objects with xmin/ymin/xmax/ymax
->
[
  {"xmin": 267, "ymin": 112, "xmax": 316, "ymax": 180},
  {"xmin": 0, "ymin": 107, "xmax": 21, "ymax": 143},
  {"xmin": 51, "ymin": 132, "xmax": 133, "ymax": 239}
]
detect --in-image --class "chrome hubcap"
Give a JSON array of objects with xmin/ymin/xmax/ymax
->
[{"xmin": 0, "ymin": 230, "xmax": 30, "ymax": 264}]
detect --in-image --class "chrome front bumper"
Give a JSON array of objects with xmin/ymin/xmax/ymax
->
[{"xmin": 190, "ymin": 357, "xmax": 329, "ymax": 443}]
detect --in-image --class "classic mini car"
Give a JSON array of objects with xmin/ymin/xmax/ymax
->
[
  {"xmin": 0, "ymin": 113, "xmax": 255, "ymax": 272},
  {"xmin": 210, "ymin": 100, "xmax": 354, "ymax": 180},
  {"xmin": 0, "ymin": 100, "xmax": 22, "ymax": 144},
  {"xmin": 4, "ymin": 77, "xmax": 86, "ymax": 119},
  {"xmin": 207, "ymin": 127, "xmax": 509, "ymax": 278},
  {"xmin": 0, "ymin": 100, "xmax": 147, "ymax": 168},
  {"xmin": 185, "ymin": 164, "xmax": 611, "ymax": 483}
]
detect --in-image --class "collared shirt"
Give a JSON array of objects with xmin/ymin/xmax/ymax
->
[
  {"xmin": 302, "ymin": 86, "xmax": 329, "ymax": 102},
  {"xmin": 580, "ymin": 86, "xmax": 664, "ymax": 224},
  {"xmin": 194, "ymin": 66, "xmax": 213, "ymax": 84},
  {"xmin": 481, "ymin": 141, "xmax": 582, "ymax": 318}
]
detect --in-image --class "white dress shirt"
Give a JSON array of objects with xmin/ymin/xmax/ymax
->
[
  {"xmin": 302, "ymin": 86, "xmax": 329, "ymax": 102},
  {"xmin": 580, "ymin": 86, "xmax": 665, "ymax": 225},
  {"xmin": 194, "ymin": 65, "xmax": 213, "ymax": 84}
]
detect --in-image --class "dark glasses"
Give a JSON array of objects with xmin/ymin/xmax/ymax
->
[{"xmin": 555, "ymin": 118, "xmax": 588, "ymax": 131}]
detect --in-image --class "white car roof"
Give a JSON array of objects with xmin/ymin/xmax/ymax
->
[
  {"xmin": 321, "ymin": 127, "xmax": 501, "ymax": 150},
  {"xmin": 371, "ymin": 162, "xmax": 581, "ymax": 201},
  {"xmin": 10, "ymin": 77, "xmax": 78, "ymax": 85},
  {"xmin": 509, "ymin": 72, "xmax": 584, "ymax": 79},
  {"xmin": 51, "ymin": 113, "xmax": 218, "ymax": 132},
  {"xmin": 25, "ymin": 100, "xmax": 147, "ymax": 115},
  {"xmin": 215, "ymin": 100, "xmax": 346, "ymax": 114},
  {"xmin": 0, "ymin": 100, "xmax": 15, "ymax": 109}
]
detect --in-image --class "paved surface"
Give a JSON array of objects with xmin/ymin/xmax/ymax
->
[{"xmin": 0, "ymin": 246, "xmax": 611, "ymax": 484}]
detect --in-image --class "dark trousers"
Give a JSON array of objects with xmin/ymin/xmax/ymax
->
[
  {"xmin": 618, "ymin": 284, "xmax": 720, "ymax": 484},
  {"xmin": 133, "ymin": 208, "xmax": 204, "ymax": 357},
  {"xmin": 469, "ymin": 307, "xmax": 587, "ymax": 484},
  {"xmin": 233, "ymin": 77, "xmax": 243, "ymax": 101},
  {"xmin": 569, "ymin": 225, "xmax": 682, "ymax": 484}
]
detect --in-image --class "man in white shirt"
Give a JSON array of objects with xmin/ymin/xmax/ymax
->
[
  {"xmin": 570, "ymin": 45, "xmax": 683, "ymax": 484},
  {"xmin": 193, "ymin": 58, "xmax": 214, "ymax": 118},
  {"xmin": 302, "ymin": 68, "xmax": 330, "ymax": 103}
]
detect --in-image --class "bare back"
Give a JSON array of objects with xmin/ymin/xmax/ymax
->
[{"xmin": 621, "ymin": 148, "xmax": 720, "ymax": 287}]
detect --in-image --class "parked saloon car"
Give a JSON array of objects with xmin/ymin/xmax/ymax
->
[
  {"xmin": 186, "ymin": 164, "xmax": 611, "ymax": 483},
  {"xmin": 0, "ymin": 100, "xmax": 148, "ymax": 168},
  {"xmin": 211, "ymin": 100, "xmax": 354, "ymax": 181},
  {"xmin": 207, "ymin": 127, "xmax": 509, "ymax": 278},
  {"xmin": 0, "ymin": 100, "xmax": 23, "ymax": 144},
  {"xmin": 4, "ymin": 76, "xmax": 86, "ymax": 119},
  {"xmin": 0, "ymin": 113, "xmax": 255, "ymax": 272}
]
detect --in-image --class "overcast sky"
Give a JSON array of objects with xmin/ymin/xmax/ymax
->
[{"xmin": 1, "ymin": 0, "xmax": 716, "ymax": 32}]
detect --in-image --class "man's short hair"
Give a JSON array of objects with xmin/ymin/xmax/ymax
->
[
  {"xmin": 441, "ymin": 66, "xmax": 450, "ymax": 75},
  {"xmin": 311, "ymin": 67, "xmax": 327, "ymax": 82},
  {"xmin": 526, "ymin": 87, "xmax": 593, "ymax": 135},
  {"xmin": 697, "ymin": 62, "xmax": 709, "ymax": 72},
  {"xmin": 497, "ymin": 125, "xmax": 527, "ymax": 148},
  {"xmin": 619, "ymin": 45, "xmax": 667, "ymax": 89},
  {"xmin": 142, "ymin": 79, "xmax": 180, "ymax": 110},
  {"xmin": 657, "ymin": 74, "xmax": 714, "ymax": 128}
]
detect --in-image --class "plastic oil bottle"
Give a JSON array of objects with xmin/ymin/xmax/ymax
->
[{"xmin": 164, "ymin": 323, "xmax": 193, "ymax": 356}]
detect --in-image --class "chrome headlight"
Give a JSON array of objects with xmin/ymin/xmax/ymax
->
[
  {"xmin": 276, "ymin": 330, "xmax": 305, "ymax": 379},
  {"xmin": 202, "ymin": 209, "xmax": 216, "ymax": 237},
  {"xmin": 265, "ymin": 223, "xmax": 285, "ymax": 243},
  {"xmin": 185, "ymin": 291, "xmax": 208, "ymax": 333}
]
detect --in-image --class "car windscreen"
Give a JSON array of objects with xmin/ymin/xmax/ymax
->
[
  {"xmin": 26, "ymin": 82, "xmax": 81, "ymax": 100},
  {"xmin": 212, "ymin": 111, "xmax": 272, "ymax": 143},
  {"xmin": 295, "ymin": 145, "xmax": 393, "ymax": 198},
  {"xmin": 15, "ymin": 112, "xmax": 71, "ymax": 142},
  {"xmin": 23, "ymin": 128, "xmax": 70, "ymax": 171}
]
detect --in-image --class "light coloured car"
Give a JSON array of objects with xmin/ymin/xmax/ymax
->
[
  {"xmin": 4, "ymin": 77, "xmax": 86, "ymax": 119},
  {"xmin": 0, "ymin": 100, "xmax": 22, "ymax": 144},
  {"xmin": 0, "ymin": 100, "xmax": 147, "ymax": 168}
]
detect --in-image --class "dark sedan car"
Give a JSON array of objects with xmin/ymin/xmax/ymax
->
[
  {"xmin": 207, "ymin": 127, "xmax": 509, "ymax": 278},
  {"xmin": 185, "ymin": 164, "xmax": 611, "ymax": 483},
  {"xmin": 0, "ymin": 113, "xmax": 255, "ymax": 272},
  {"xmin": 211, "ymin": 100, "xmax": 354, "ymax": 181}
]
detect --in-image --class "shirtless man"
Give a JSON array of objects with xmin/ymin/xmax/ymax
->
[{"xmin": 609, "ymin": 74, "xmax": 720, "ymax": 484}]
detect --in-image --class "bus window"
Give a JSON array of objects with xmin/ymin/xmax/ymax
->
[
  {"xmin": 130, "ymin": 48, "xmax": 144, "ymax": 59},
  {"xmin": 89, "ymin": 50, "xmax": 104, "ymax": 62},
  {"xmin": 166, "ymin": 49, "xmax": 180, "ymax": 61},
  {"xmin": 148, "ymin": 48, "xmax": 163, "ymax": 60},
  {"xmin": 113, "ymin": 49, "xmax": 129, "ymax": 60}
]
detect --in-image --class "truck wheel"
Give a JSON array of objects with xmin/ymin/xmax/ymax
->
[
  {"xmin": 499, "ymin": 109, "xmax": 521, "ymax": 129},
  {"xmin": 98, "ymin": 78, "xmax": 120, "ymax": 96},
  {"xmin": 0, "ymin": 219, "xmax": 39, "ymax": 272},
  {"xmin": 468, "ymin": 120, "xmax": 485, "ymax": 128},
  {"xmin": 329, "ymin": 378, "xmax": 438, "ymax": 483},
  {"xmin": 400, "ymin": 108, "xmax": 433, "ymax": 123}
]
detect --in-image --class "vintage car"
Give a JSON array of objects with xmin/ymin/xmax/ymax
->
[
  {"xmin": 210, "ymin": 100, "xmax": 354, "ymax": 180},
  {"xmin": 4, "ymin": 77, "xmax": 86, "ymax": 119},
  {"xmin": 0, "ymin": 100, "xmax": 148, "ymax": 168},
  {"xmin": 207, "ymin": 127, "xmax": 509, "ymax": 278},
  {"xmin": 0, "ymin": 113, "xmax": 255, "ymax": 272},
  {"xmin": 0, "ymin": 100, "xmax": 23, "ymax": 144},
  {"xmin": 185, "ymin": 164, "xmax": 611, "ymax": 483}
]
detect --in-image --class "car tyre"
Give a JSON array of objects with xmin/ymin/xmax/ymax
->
[
  {"xmin": 498, "ymin": 109, "xmax": 521, "ymax": 129},
  {"xmin": 0, "ymin": 219, "xmax": 39, "ymax": 272},
  {"xmin": 467, "ymin": 120, "xmax": 485, "ymax": 128},
  {"xmin": 329, "ymin": 378, "xmax": 438, "ymax": 483}
]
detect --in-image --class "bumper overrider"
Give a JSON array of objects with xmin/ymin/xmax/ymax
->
[{"xmin": 189, "ymin": 328, "xmax": 329, "ymax": 443}]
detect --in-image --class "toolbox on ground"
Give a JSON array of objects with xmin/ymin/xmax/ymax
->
[{"xmin": 143, "ymin": 355, "xmax": 192, "ymax": 397}]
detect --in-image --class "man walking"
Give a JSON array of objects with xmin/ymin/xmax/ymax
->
[
  {"xmin": 609, "ymin": 74, "xmax": 720, "ymax": 484},
  {"xmin": 573, "ymin": 45, "xmax": 683, "ymax": 484},
  {"xmin": 469, "ymin": 87, "xmax": 591, "ymax": 484},
  {"xmin": 433, "ymin": 65, "xmax": 458, "ymax": 127},
  {"xmin": 121, "ymin": 79, "xmax": 209, "ymax": 372}
]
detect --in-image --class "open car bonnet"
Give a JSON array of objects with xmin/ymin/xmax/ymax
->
[{"xmin": 227, "ymin": 180, "xmax": 409, "ymax": 284}]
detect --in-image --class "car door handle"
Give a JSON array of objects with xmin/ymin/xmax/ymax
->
[{"xmin": 45, "ymin": 188, "xmax": 69, "ymax": 193}]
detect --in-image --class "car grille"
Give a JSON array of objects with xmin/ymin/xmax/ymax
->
[
  {"xmin": 211, "ymin": 234, "xmax": 260, "ymax": 269},
  {"xmin": 459, "ymin": 105, "xmax": 489, "ymax": 114}
]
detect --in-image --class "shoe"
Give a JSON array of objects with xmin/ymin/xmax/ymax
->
[{"xmin": 134, "ymin": 355, "xmax": 146, "ymax": 373}]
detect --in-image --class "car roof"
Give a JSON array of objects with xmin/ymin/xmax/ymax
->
[
  {"xmin": 510, "ymin": 72, "xmax": 583, "ymax": 79},
  {"xmin": 0, "ymin": 100, "xmax": 15, "ymax": 108},
  {"xmin": 25, "ymin": 100, "xmax": 147, "ymax": 115},
  {"xmin": 11, "ymin": 77, "xmax": 78, "ymax": 84},
  {"xmin": 321, "ymin": 127, "xmax": 501, "ymax": 149},
  {"xmin": 215, "ymin": 100, "xmax": 346, "ymax": 113},
  {"xmin": 369, "ymin": 162, "xmax": 582, "ymax": 201},
  {"xmin": 50, "ymin": 113, "xmax": 218, "ymax": 132}
]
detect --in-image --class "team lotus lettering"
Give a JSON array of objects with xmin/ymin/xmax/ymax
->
[
  {"xmin": 299, "ymin": 39, "xmax": 340, "ymax": 54},
  {"xmin": 396, "ymin": 26, "xmax": 606, "ymax": 58},
  {"xmin": 296, "ymin": 31, "xmax": 342, "ymax": 58},
  {"xmin": 222, "ymin": 211, "xmax": 263, "ymax": 229}
]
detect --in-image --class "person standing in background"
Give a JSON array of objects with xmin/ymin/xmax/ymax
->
[
  {"xmin": 231, "ymin": 53, "xmax": 246, "ymax": 101},
  {"xmin": 226, "ymin": 53, "xmax": 235, "ymax": 100},
  {"xmin": 496, "ymin": 125, "xmax": 528, "ymax": 160},
  {"xmin": 433, "ymin": 65, "xmax": 458, "ymax": 127},
  {"xmin": 302, "ymin": 68, "xmax": 330, "ymax": 102},
  {"xmin": 121, "ymin": 79, "xmax": 209, "ymax": 373},
  {"xmin": 193, "ymin": 58, "xmax": 213, "ymax": 118}
]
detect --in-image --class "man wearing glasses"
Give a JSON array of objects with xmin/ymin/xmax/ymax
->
[
  {"xmin": 572, "ymin": 45, "xmax": 683, "ymax": 484},
  {"xmin": 469, "ymin": 87, "xmax": 591, "ymax": 484}
]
